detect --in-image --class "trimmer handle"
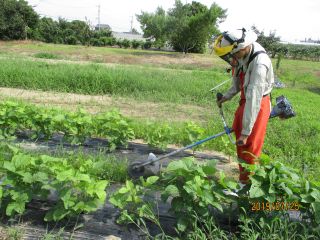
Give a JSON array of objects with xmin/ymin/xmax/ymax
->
[
  {"xmin": 216, "ymin": 92, "xmax": 223, "ymax": 101},
  {"xmin": 216, "ymin": 92, "xmax": 223, "ymax": 108}
]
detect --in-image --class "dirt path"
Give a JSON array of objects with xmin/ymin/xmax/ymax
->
[{"xmin": 0, "ymin": 87, "xmax": 213, "ymax": 123}]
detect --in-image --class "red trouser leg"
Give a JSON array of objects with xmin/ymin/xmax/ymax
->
[{"xmin": 232, "ymin": 96, "xmax": 271, "ymax": 183}]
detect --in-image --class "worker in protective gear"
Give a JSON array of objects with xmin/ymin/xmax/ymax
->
[{"xmin": 214, "ymin": 28, "xmax": 274, "ymax": 184}]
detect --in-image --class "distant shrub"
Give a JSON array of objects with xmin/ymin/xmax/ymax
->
[
  {"xmin": 121, "ymin": 39, "xmax": 131, "ymax": 49},
  {"xmin": 143, "ymin": 40, "xmax": 152, "ymax": 49},
  {"xmin": 64, "ymin": 35, "xmax": 78, "ymax": 45},
  {"xmin": 90, "ymin": 38, "xmax": 103, "ymax": 47},
  {"xmin": 131, "ymin": 40, "xmax": 142, "ymax": 49}
]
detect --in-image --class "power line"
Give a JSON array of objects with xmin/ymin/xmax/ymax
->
[{"xmin": 34, "ymin": 0, "xmax": 95, "ymax": 9}]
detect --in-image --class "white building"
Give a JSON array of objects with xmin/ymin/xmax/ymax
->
[{"xmin": 112, "ymin": 32, "xmax": 146, "ymax": 41}]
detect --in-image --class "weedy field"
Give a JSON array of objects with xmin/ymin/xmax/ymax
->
[{"xmin": 0, "ymin": 41, "xmax": 319, "ymax": 239}]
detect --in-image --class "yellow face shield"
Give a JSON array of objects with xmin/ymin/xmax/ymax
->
[
  {"xmin": 213, "ymin": 35, "xmax": 239, "ymax": 67},
  {"xmin": 213, "ymin": 35, "xmax": 235, "ymax": 57}
]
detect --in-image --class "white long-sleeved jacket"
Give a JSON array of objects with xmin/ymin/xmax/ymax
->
[{"xmin": 223, "ymin": 42, "xmax": 274, "ymax": 136}]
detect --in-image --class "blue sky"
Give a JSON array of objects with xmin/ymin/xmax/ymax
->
[{"xmin": 26, "ymin": 0, "xmax": 320, "ymax": 42}]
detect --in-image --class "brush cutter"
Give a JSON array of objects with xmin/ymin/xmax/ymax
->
[
  {"xmin": 128, "ymin": 92, "xmax": 296, "ymax": 179},
  {"xmin": 128, "ymin": 92, "xmax": 234, "ymax": 179}
]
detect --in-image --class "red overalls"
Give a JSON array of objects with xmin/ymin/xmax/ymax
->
[{"xmin": 232, "ymin": 71, "xmax": 271, "ymax": 183}]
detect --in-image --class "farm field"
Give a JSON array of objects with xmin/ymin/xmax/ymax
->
[
  {"xmin": 0, "ymin": 41, "xmax": 319, "ymax": 179},
  {"xmin": 0, "ymin": 41, "xmax": 319, "ymax": 239}
]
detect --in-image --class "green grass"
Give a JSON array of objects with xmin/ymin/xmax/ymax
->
[
  {"xmin": 33, "ymin": 52, "xmax": 61, "ymax": 59},
  {"xmin": 0, "ymin": 57, "xmax": 227, "ymax": 105}
]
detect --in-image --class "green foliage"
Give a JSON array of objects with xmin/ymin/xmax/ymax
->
[
  {"xmin": 0, "ymin": 101, "xmax": 134, "ymax": 150},
  {"xmin": 137, "ymin": 0, "xmax": 226, "ymax": 53},
  {"xmin": 100, "ymin": 37, "xmax": 117, "ymax": 46},
  {"xmin": 131, "ymin": 40, "xmax": 142, "ymax": 49},
  {"xmin": 179, "ymin": 121, "xmax": 204, "ymax": 146},
  {"xmin": 94, "ymin": 110, "xmax": 135, "ymax": 151},
  {"xmin": 32, "ymin": 17, "xmax": 60, "ymax": 43},
  {"xmin": 137, "ymin": 7, "xmax": 168, "ymax": 48},
  {"xmin": 0, "ymin": 143, "xmax": 108, "ymax": 221},
  {"xmin": 0, "ymin": 0, "xmax": 38, "ymax": 40},
  {"xmin": 240, "ymin": 154, "xmax": 320, "ymax": 224},
  {"xmin": 145, "ymin": 123, "xmax": 173, "ymax": 150},
  {"xmin": 34, "ymin": 52, "xmax": 61, "ymax": 59},
  {"xmin": 109, "ymin": 176, "xmax": 164, "ymax": 238},
  {"xmin": 110, "ymin": 156, "xmax": 320, "ymax": 238},
  {"xmin": 161, "ymin": 158, "xmax": 236, "ymax": 232},
  {"xmin": 111, "ymin": 158, "xmax": 235, "ymax": 234},
  {"xmin": 142, "ymin": 40, "xmax": 152, "ymax": 49},
  {"xmin": 167, "ymin": 1, "xmax": 226, "ymax": 53},
  {"xmin": 252, "ymin": 25, "xmax": 320, "ymax": 61},
  {"xmin": 238, "ymin": 208, "xmax": 320, "ymax": 239}
]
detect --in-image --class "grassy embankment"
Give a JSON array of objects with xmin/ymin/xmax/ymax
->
[{"xmin": 0, "ymin": 41, "xmax": 319, "ymax": 180}]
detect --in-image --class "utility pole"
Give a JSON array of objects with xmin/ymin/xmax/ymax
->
[
  {"xmin": 97, "ymin": 5, "xmax": 101, "ymax": 30},
  {"xmin": 130, "ymin": 16, "xmax": 133, "ymax": 33}
]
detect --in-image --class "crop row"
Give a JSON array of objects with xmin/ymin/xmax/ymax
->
[
  {"xmin": 1, "ymin": 139, "xmax": 319, "ymax": 237},
  {"xmin": 110, "ymin": 155, "xmax": 320, "ymax": 237},
  {"xmin": 0, "ymin": 142, "xmax": 108, "ymax": 221},
  {"xmin": 0, "ymin": 101, "xmax": 211, "ymax": 152},
  {"xmin": 0, "ymin": 101, "xmax": 134, "ymax": 150}
]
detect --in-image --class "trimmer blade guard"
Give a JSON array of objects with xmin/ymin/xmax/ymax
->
[{"xmin": 128, "ymin": 153, "xmax": 160, "ymax": 179}]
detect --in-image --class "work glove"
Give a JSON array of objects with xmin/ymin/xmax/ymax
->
[
  {"xmin": 236, "ymin": 135, "xmax": 249, "ymax": 146},
  {"xmin": 216, "ymin": 96, "xmax": 228, "ymax": 108}
]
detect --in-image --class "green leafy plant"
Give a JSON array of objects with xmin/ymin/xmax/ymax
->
[
  {"xmin": 109, "ymin": 176, "xmax": 163, "ymax": 238},
  {"xmin": 238, "ymin": 208, "xmax": 320, "ymax": 240},
  {"xmin": 145, "ymin": 123, "xmax": 173, "ymax": 150},
  {"xmin": 240, "ymin": 154, "xmax": 320, "ymax": 224},
  {"xmin": 94, "ymin": 110, "xmax": 135, "ymax": 151},
  {"xmin": 59, "ymin": 109, "xmax": 93, "ymax": 144},
  {"xmin": 0, "ymin": 143, "xmax": 108, "ymax": 221},
  {"xmin": 111, "ymin": 158, "xmax": 237, "ymax": 234},
  {"xmin": 160, "ymin": 158, "xmax": 237, "ymax": 232},
  {"xmin": 179, "ymin": 121, "xmax": 204, "ymax": 148},
  {"xmin": 0, "ymin": 101, "xmax": 134, "ymax": 150}
]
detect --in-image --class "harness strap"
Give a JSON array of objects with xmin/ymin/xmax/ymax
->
[{"xmin": 248, "ymin": 50, "xmax": 266, "ymax": 66}]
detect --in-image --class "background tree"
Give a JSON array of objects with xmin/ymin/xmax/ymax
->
[
  {"xmin": 167, "ymin": 1, "xmax": 226, "ymax": 53},
  {"xmin": 137, "ymin": 7, "xmax": 168, "ymax": 49},
  {"xmin": 251, "ymin": 25, "xmax": 282, "ymax": 57},
  {"xmin": 0, "ymin": 0, "xmax": 39, "ymax": 40},
  {"xmin": 32, "ymin": 17, "xmax": 60, "ymax": 43},
  {"xmin": 137, "ymin": 1, "xmax": 226, "ymax": 53},
  {"xmin": 69, "ymin": 20, "xmax": 91, "ymax": 45}
]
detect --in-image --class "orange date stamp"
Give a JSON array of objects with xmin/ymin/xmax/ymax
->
[{"xmin": 250, "ymin": 201, "xmax": 300, "ymax": 211}]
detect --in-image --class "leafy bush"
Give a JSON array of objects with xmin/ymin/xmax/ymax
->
[
  {"xmin": 143, "ymin": 40, "xmax": 152, "ymax": 49},
  {"xmin": 131, "ymin": 40, "xmax": 142, "ymax": 49},
  {"xmin": 178, "ymin": 121, "xmax": 205, "ymax": 146},
  {"xmin": 0, "ymin": 143, "xmax": 108, "ymax": 221},
  {"xmin": 64, "ymin": 35, "xmax": 78, "ymax": 45},
  {"xmin": 90, "ymin": 38, "xmax": 103, "ymax": 47},
  {"xmin": 145, "ymin": 123, "xmax": 173, "ymax": 150},
  {"xmin": 94, "ymin": 110, "xmax": 135, "ymax": 151},
  {"xmin": 119, "ymin": 39, "xmax": 130, "ymax": 49}
]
